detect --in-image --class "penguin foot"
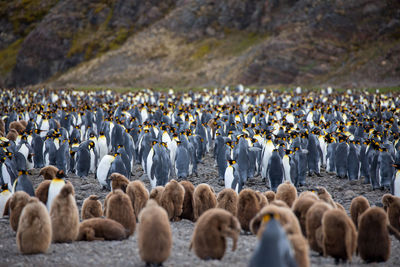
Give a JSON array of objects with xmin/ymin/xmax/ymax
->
[
  {"xmin": 315, "ymin": 172, "xmax": 322, "ymax": 177},
  {"xmin": 217, "ymin": 180, "xmax": 225, "ymax": 186}
]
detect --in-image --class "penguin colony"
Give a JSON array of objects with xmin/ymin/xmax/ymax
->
[{"xmin": 0, "ymin": 87, "xmax": 400, "ymax": 265}]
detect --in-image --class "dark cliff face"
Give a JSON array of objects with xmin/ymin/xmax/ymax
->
[
  {"xmin": 4, "ymin": 0, "xmax": 177, "ymax": 87},
  {"xmin": 1, "ymin": 0, "xmax": 400, "ymax": 88}
]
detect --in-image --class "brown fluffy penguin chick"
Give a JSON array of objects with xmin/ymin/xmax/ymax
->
[
  {"xmin": 180, "ymin": 180, "xmax": 195, "ymax": 221},
  {"xmin": 4, "ymin": 191, "xmax": 30, "ymax": 231},
  {"xmin": 126, "ymin": 180, "xmax": 149, "ymax": 219},
  {"xmin": 255, "ymin": 191, "xmax": 268, "ymax": 208},
  {"xmin": 9, "ymin": 121, "xmax": 25, "ymax": 134},
  {"xmin": 193, "ymin": 183, "xmax": 217, "ymax": 221},
  {"xmin": 270, "ymin": 200, "xmax": 290, "ymax": 208},
  {"xmin": 138, "ymin": 199, "xmax": 172, "ymax": 265},
  {"xmin": 298, "ymin": 191, "xmax": 319, "ymax": 201},
  {"xmin": 39, "ymin": 166, "xmax": 59, "ymax": 180},
  {"xmin": 160, "ymin": 179, "xmax": 185, "ymax": 221},
  {"xmin": 335, "ymin": 202, "xmax": 346, "ymax": 212},
  {"xmin": 77, "ymin": 218, "xmax": 128, "ymax": 241},
  {"xmin": 317, "ymin": 187, "xmax": 336, "ymax": 208},
  {"xmin": 50, "ymin": 183, "xmax": 79, "ymax": 242},
  {"xmin": 149, "ymin": 186, "xmax": 164, "ymax": 205},
  {"xmin": 350, "ymin": 196, "xmax": 370, "ymax": 229},
  {"xmin": 250, "ymin": 205, "xmax": 302, "ymax": 237},
  {"xmin": 322, "ymin": 209, "xmax": 357, "ymax": 263},
  {"xmin": 276, "ymin": 181, "xmax": 298, "ymax": 208},
  {"xmin": 237, "ymin": 188, "xmax": 260, "ymax": 232},
  {"xmin": 106, "ymin": 189, "xmax": 136, "ymax": 236},
  {"xmin": 217, "ymin": 188, "xmax": 238, "ymax": 216},
  {"xmin": 190, "ymin": 208, "xmax": 240, "ymax": 260},
  {"xmin": 288, "ymin": 234, "xmax": 310, "ymax": 267},
  {"xmin": 109, "ymin": 173, "xmax": 130, "ymax": 192},
  {"xmin": 17, "ymin": 197, "xmax": 51, "ymax": 254},
  {"xmin": 264, "ymin": 190, "xmax": 276, "ymax": 203},
  {"xmin": 6, "ymin": 128, "xmax": 18, "ymax": 141},
  {"xmin": 306, "ymin": 202, "xmax": 333, "ymax": 254},
  {"xmin": 358, "ymin": 207, "xmax": 391, "ymax": 263},
  {"xmin": 292, "ymin": 197, "xmax": 318, "ymax": 236},
  {"xmin": 382, "ymin": 194, "xmax": 400, "ymax": 231},
  {"xmin": 81, "ymin": 195, "xmax": 103, "ymax": 220}
]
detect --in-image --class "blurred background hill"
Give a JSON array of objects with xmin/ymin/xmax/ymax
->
[{"xmin": 1, "ymin": 0, "xmax": 399, "ymax": 89}]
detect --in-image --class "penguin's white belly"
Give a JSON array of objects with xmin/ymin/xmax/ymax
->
[
  {"xmin": 224, "ymin": 166, "xmax": 235, "ymax": 191},
  {"xmin": 0, "ymin": 191, "xmax": 12, "ymax": 218},
  {"xmin": 19, "ymin": 144, "xmax": 29, "ymax": 159},
  {"xmin": 47, "ymin": 180, "xmax": 65, "ymax": 211},
  {"xmin": 40, "ymin": 122, "xmax": 49, "ymax": 138},
  {"xmin": 97, "ymin": 155, "xmax": 113, "ymax": 188},
  {"xmin": 394, "ymin": 172, "xmax": 400, "ymax": 197},
  {"xmin": 146, "ymin": 149, "xmax": 154, "ymax": 177},
  {"xmin": 98, "ymin": 138, "xmax": 108, "ymax": 162},
  {"xmin": 89, "ymin": 150, "xmax": 96, "ymax": 174},
  {"xmin": 282, "ymin": 157, "xmax": 291, "ymax": 183},
  {"xmin": 2, "ymin": 165, "xmax": 12, "ymax": 189}
]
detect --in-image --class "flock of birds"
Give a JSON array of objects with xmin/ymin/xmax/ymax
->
[{"xmin": 1, "ymin": 87, "xmax": 400, "ymax": 266}]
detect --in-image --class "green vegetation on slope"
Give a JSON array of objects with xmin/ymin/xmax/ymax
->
[{"xmin": 0, "ymin": 39, "xmax": 24, "ymax": 76}]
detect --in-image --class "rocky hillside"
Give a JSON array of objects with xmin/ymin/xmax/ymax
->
[{"xmin": 1, "ymin": 0, "xmax": 400, "ymax": 88}]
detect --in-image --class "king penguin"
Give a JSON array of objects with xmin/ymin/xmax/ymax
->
[
  {"xmin": 224, "ymin": 159, "xmax": 242, "ymax": 193},
  {"xmin": 97, "ymin": 154, "xmax": 115, "ymax": 190},
  {"xmin": 46, "ymin": 170, "xmax": 67, "ymax": 211},
  {"xmin": 174, "ymin": 141, "xmax": 190, "ymax": 179},
  {"xmin": 391, "ymin": 162, "xmax": 400, "ymax": 197},
  {"xmin": 267, "ymin": 149, "xmax": 285, "ymax": 192},
  {"xmin": 12, "ymin": 170, "xmax": 34, "ymax": 196},
  {"xmin": 249, "ymin": 213, "xmax": 297, "ymax": 267}
]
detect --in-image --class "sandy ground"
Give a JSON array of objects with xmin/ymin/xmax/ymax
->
[{"xmin": 1, "ymin": 153, "xmax": 399, "ymax": 267}]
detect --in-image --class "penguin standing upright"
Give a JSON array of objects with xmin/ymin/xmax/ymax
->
[
  {"xmin": 109, "ymin": 152, "xmax": 128, "ymax": 178},
  {"xmin": 249, "ymin": 214, "xmax": 297, "ymax": 267},
  {"xmin": 13, "ymin": 170, "xmax": 34, "ymax": 196},
  {"xmin": 149, "ymin": 143, "xmax": 171, "ymax": 188},
  {"xmin": 294, "ymin": 147, "xmax": 308, "ymax": 187},
  {"xmin": 307, "ymin": 133, "xmax": 321, "ymax": 176},
  {"xmin": 31, "ymin": 130, "xmax": 44, "ymax": 168},
  {"xmin": 46, "ymin": 170, "xmax": 67, "ymax": 211},
  {"xmin": 174, "ymin": 141, "xmax": 190, "ymax": 179},
  {"xmin": 98, "ymin": 131, "xmax": 108, "ymax": 162},
  {"xmin": 56, "ymin": 139, "xmax": 70, "ymax": 173},
  {"xmin": 75, "ymin": 141, "xmax": 93, "ymax": 178},
  {"xmin": 282, "ymin": 150, "xmax": 292, "ymax": 183},
  {"xmin": 224, "ymin": 159, "xmax": 242, "ymax": 193},
  {"xmin": 261, "ymin": 137, "xmax": 275, "ymax": 180},
  {"xmin": 96, "ymin": 154, "xmax": 115, "ymax": 190},
  {"xmin": 379, "ymin": 147, "xmax": 394, "ymax": 188},
  {"xmin": 235, "ymin": 137, "xmax": 249, "ymax": 183},
  {"xmin": 335, "ymin": 137, "xmax": 349, "ymax": 178},
  {"xmin": 391, "ymin": 162, "xmax": 400, "ymax": 196},
  {"xmin": 347, "ymin": 141, "xmax": 360, "ymax": 181},
  {"xmin": 267, "ymin": 149, "xmax": 284, "ymax": 192}
]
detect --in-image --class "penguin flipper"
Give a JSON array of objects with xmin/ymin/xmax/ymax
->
[{"xmin": 35, "ymin": 180, "xmax": 51, "ymax": 205}]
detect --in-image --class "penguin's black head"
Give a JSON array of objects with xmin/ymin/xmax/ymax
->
[
  {"xmin": 117, "ymin": 144, "xmax": 124, "ymax": 149},
  {"xmin": 56, "ymin": 170, "xmax": 66, "ymax": 179},
  {"xmin": 227, "ymin": 159, "xmax": 236, "ymax": 165},
  {"xmin": 393, "ymin": 163, "xmax": 400, "ymax": 170},
  {"xmin": 1, "ymin": 184, "xmax": 8, "ymax": 192},
  {"xmin": 89, "ymin": 141, "xmax": 95, "ymax": 149},
  {"xmin": 18, "ymin": 170, "xmax": 28, "ymax": 176}
]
